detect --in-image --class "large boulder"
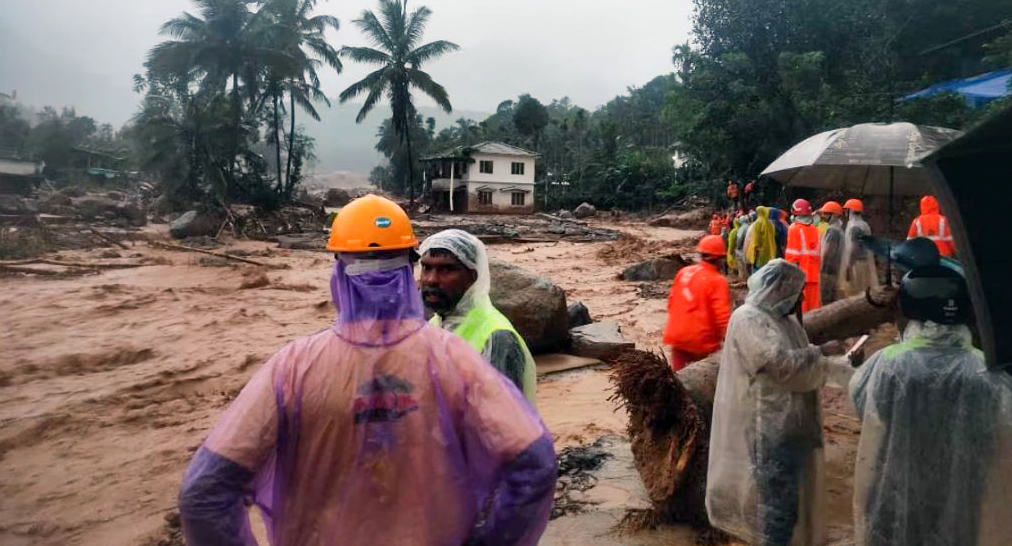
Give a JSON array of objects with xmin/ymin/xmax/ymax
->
[
  {"xmin": 620, "ymin": 256, "xmax": 688, "ymax": 281},
  {"xmin": 74, "ymin": 196, "xmax": 119, "ymax": 220},
  {"xmin": 59, "ymin": 186, "xmax": 86, "ymax": 198},
  {"xmin": 489, "ymin": 259, "xmax": 570, "ymax": 353},
  {"xmin": 647, "ymin": 208, "xmax": 709, "ymax": 229},
  {"xmin": 569, "ymin": 322, "xmax": 635, "ymax": 360},
  {"xmin": 40, "ymin": 192, "xmax": 72, "ymax": 213},
  {"xmin": 574, "ymin": 202, "xmax": 597, "ymax": 219},
  {"xmin": 324, "ymin": 188, "xmax": 351, "ymax": 207},
  {"xmin": 117, "ymin": 202, "xmax": 147, "ymax": 227},
  {"xmin": 169, "ymin": 210, "xmax": 220, "ymax": 239}
]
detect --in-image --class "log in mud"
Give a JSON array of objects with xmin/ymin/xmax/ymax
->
[{"xmin": 609, "ymin": 285, "xmax": 898, "ymax": 528}]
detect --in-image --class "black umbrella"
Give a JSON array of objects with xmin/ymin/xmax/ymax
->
[{"xmin": 921, "ymin": 106, "xmax": 1012, "ymax": 370}]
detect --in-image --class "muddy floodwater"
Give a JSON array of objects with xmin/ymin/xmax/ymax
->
[{"xmin": 0, "ymin": 220, "xmax": 864, "ymax": 545}]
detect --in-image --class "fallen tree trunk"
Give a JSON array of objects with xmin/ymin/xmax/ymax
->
[
  {"xmin": 148, "ymin": 240, "xmax": 279, "ymax": 268},
  {"xmin": 609, "ymin": 285, "xmax": 898, "ymax": 527}
]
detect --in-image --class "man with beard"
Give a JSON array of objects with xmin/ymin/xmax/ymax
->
[{"xmin": 420, "ymin": 229, "xmax": 537, "ymax": 404}]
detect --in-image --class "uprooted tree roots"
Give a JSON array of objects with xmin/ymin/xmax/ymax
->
[{"xmin": 608, "ymin": 350, "xmax": 712, "ymax": 528}]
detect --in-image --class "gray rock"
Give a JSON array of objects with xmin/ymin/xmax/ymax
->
[
  {"xmin": 569, "ymin": 322, "xmax": 635, "ymax": 360},
  {"xmin": 546, "ymin": 225, "xmax": 566, "ymax": 235},
  {"xmin": 558, "ymin": 210, "xmax": 575, "ymax": 219},
  {"xmin": 40, "ymin": 192, "xmax": 72, "ymax": 212},
  {"xmin": 489, "ymin": 259, "xmax": 570, "ymax": 353},
  {"xmin": 568, "ymin": 302, "xmax": 593, "ymax": 328},
  {"xmin": 117, "ymin": 202, "xmax": 147, "ymax": 226},
  {"xmin": 324, "ymin": 188, "xmax": 351, "ymax": 207},
  {"xmin": 620, "ymin": 256, "xmax": 688, "ymax": 281},
  {"xmin": 74, "ymin": 196, "xmax": 119, "ymax": 220},
  {"xmin": 59, "ymin": 186, "xmax": 86, "ymax": 198},
  {"xmin": 574, "ymin": 202, "xmax": 596, "ymax": 219},
  {"xmin": 169, "ymin": 210, "xmax": 221, "ymax": 239},
  {"xmin": 647, "ymin": 208, "xmax": 709, "ymax": 229}
]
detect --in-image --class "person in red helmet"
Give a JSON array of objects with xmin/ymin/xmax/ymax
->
[
  {"xmin": 662, "ymin": 235, "xmax": 733, "ymax": 371},
  {"xmin": 727, "ymin": 180, "xmax": 740, "ymax": 209},
  {"xmin": 784, "ymin": 198, "xmax": 822, "ymax": 312},
  {"xmin": 907, "ymin": 195, "xmax": 955, "ymax": 258}
]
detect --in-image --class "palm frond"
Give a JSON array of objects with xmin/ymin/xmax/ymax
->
[
  {"xmin": 159, "ymin": 13, "xmax": 205, "ymax": 39},
  {"xmin": 353, "ymin": 10, "xmax": 395, "ymax": 53},
  {"xmin": 407, "ymin": 68, "xmax": 452, "ymax": 113},
  {"xmin": 305, "ymin": 14, "xmax": 340, "ymax": 33},
  {"xmin": 358, "ymin": 84, "xmax": 387, "ymax": 124},
  {"xmin": 340, "ymin": 46, "xmax": 391, "ymax": 66},
  {"xmin": 339, "ymin": 66, "xmax": 389, "ymax": 104},
  {"xmin": 407, "ymin": 40, "xmax": 460, "ymax": 67},
  {"xmin": 378, "ymin": 0, "xmax": 406, "ymax": 53},
  {"xmin": 404, "ymin": 5, "xmax": 433, "ymax": 50},
  {"xmin": 289, "ymin": 86, "xmax": 321, "ymax": 121}
]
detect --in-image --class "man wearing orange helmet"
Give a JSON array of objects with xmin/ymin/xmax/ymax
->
[
  {"xmin": 841, "ymin": 198, "xmax": 879, "ymax": 297},
  {"xmin": 784, "ymin": 199, "xmax": 822, "ymax": 312},
  {"xmin": 177, "ymin": 195, "xmax": 556, "ymax": 546},
  {"xmin": 662, "ymin": 235, "xmax": 732, "ymax": 371},
  {"xmin": 818, "ymin": 201, "xmax": 845, "ymax": 305},
  {"xmin": 907, "ymin": 195, "xmax": 955, "ymax": 258}
]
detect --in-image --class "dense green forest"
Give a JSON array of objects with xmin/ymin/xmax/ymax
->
[
  {"xmin": 372, "ymin": 0, "xmax": 1012, "ymax": 210},
  {"xmin": 1, "ymin": 0, "xmax": 1010, "ymax": 212}
]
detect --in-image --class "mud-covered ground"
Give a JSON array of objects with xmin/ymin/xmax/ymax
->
[{"xmin": 0, "ymin": 218, "xmax": 871, "ymax": 545}]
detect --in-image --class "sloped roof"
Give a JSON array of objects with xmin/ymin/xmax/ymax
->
[{"xmin": 471, "ymin": 141, "xmax": 537, "ymax": 157}]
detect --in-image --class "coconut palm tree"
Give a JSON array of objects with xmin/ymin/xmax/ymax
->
[
  {"xmin": 261, "ymin": 0, "xmax": 341, "ymax": 197},
  {"xmin": 148, "ymin": 0, "xmax": 279, "ymax": 184},
  {"xmin": 339, "ymin": 0, "xmax": 459, "ymax": 205}
]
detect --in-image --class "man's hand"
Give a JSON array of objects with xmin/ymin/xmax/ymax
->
[{"xmin": 820, "ymin": 340, "xmax": 845, "ymax": 356}]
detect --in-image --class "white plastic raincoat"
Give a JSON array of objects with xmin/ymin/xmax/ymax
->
[
  {"xmin": 850, "ymin": 320, "xmax": 1012, "ymax": 546},
  {"xmin": 421, "ymin": 229, "xmax": 537, "ymax": 403},
  {"xmin": 819, "ymin": 217, "xmax": 844, "ymax": 305},
  {"xmin": 841, "ymin": 212, "xmax": 879, "ymax": 297},
  {"xmin": 706, "ymin": 259, "xmax": 848, "ymax": 546}
]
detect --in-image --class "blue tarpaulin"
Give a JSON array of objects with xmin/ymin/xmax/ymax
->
[{"xmin": 901, "ymin": 69, "xmax": 1011, "ymax": 108}]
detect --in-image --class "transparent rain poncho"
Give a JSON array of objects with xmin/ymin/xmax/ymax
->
[
  {"xmin": 849, "ymin": 320, "xmax": 1012, "ymax": 546},
  {"xmin": 819, "ymin": 217, "xmax": 845, "ymax": 305},
  {"xmin": 177, "ymin": 254, "xmax": 556, "ymax": 546},
  {"xmin": 841, "ymin": 212, "xmax": 879, "ymax": 297},
  {"xmin": 420, "ymin": 229, "xmax": 537, "ymax": 403},
  {"xmin": 706, "ymin": 259, "xmax": 849, "ymax": 546}
]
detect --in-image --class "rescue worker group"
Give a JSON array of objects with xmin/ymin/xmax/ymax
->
[{"xmin": 177, "ymin": 193, "xmax": 1010, "ymax": 546}]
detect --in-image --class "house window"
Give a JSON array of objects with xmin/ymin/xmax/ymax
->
[
  {"xmin": 479, "ymin": 160, "xmax": 493, "ymax": 174},
  {"xmin": 478, "ymin": 190, "xmax": 493, "ymax": 205},
  {"xmin": 511, "ymin": 162, "xmax": 525, "ymax": 175},
  {"xmin": 511, "ymin": 192, "xmax": 526, "ymax": 206}
]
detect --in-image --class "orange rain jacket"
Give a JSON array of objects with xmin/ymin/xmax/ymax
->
[
  {"xmin": 785, "ymin": 221, "xmax": 822, "ymax": 312},
  {"xmin": 663, "ymin": 261, "xmax": 732, "ymax": 360},
  {"xmin": 907, "ymin": 196, "xmax": 955, "ymax": 257}
]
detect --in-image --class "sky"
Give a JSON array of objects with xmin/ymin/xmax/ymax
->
[{"xmin": 0, "ymin": 0, "xmax": 695, "ymax": 172}]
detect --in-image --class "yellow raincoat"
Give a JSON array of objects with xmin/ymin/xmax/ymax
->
[
  {"xmin": 727, "ymin": 217, "xmax": 741, "ymax": 269},
  {"xmin": 746, "ymin": 206, "xmax": 778, "ymax": 268}
]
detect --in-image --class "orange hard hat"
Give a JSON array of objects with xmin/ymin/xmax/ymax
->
[
  {"xmin": 326, "ymin": 194, "xmax": 418, "ymax": 253},
  {"xmin": 791, "ymin": 198, "xmax": 812, "ymax": 216},
  {"xmin": 697, "ymin": 234, "xmax": 727, "ymax": 256},
  {"xmin": 819, "ymin": 201, "xmax": 843, "ymax": 216},
  {"xmin": 843, "ymin": 198, "xmax": 864, "ymax": 213}
]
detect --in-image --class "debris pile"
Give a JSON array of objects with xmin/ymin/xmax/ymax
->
[
  {"xmin": 596, "ymin": 234, "xmax": 694, "ymax": 265},
  {"xmin": 552, "ymin": 437, "xmax": 615, "ymax": 519},
  {"xmin": 412, "ymin": 213, "xmax": 620, "ymax": 243}
]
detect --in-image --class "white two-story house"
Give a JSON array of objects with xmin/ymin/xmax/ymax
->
[{"xmin": 422, "ymin": 141, "xmax": 537, "ymax": 214}]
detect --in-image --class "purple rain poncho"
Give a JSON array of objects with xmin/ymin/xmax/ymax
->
[{"xmin": 178, "ymin": 255, "xmax": 556, "ymax": 545}]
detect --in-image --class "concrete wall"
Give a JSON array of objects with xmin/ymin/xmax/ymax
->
[
  {"xmin": 467, "ymin": 153, "xmax": 535, "ymax": 185},
  {"xmin": 467, "ymin": 181, "xmax": 535, "ymax": 214}
]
